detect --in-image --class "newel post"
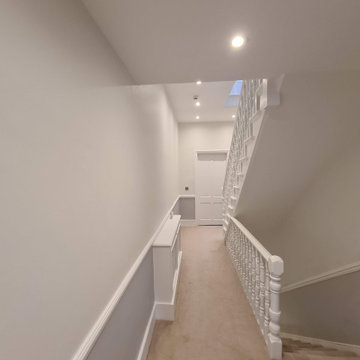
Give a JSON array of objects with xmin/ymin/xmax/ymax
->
[{"xmin": 267, "ymin": 255, "xmax": 284, "ymax": 360}]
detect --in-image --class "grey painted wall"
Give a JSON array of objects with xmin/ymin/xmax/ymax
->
[
  {"xmin": 179, "ymin": 198, "xmax": 195, "ymax": 220},
  {"xmin": 87, "ymin": 250, "xmax": 154, "ymax": 360},
  {"xmin": 270, "ymin": 138, "xmax": 360, "ymax": 285},
  {"xmin": 172, "ymin": 197, "xmax": 195, "ymax": 220},
  {"xmin": 281, "ymin": 271, "xmax": 360, "ymax": 345}
]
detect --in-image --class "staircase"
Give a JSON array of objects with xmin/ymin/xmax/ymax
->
[
  {"xmin": 282, "ymin": 338, "xmax": 360, "ymax": 360},
  {"xmin": 222, "ymin": 78, "xmax": 279, "ymax": 233},
  {"xmin": 222, "ymin": 76, "xmax": 360, "ymax": 360},
  {"xmin": 222, "ymin": 79, "xmax": 261, "ymax": 232},
  {"xmin": 223, "ymin": 78, "xmax": 283, "ymax": 359}
]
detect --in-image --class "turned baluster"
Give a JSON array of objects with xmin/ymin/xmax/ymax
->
[
  {"xmin": 264, "ymin": 264, "xmax": 270, "ymax": 337},
  {"xmin": 267, "ymin": 255, "xmax": 284, "ymax": 360},
  {"xmin": 259, "ymin": 257, "xmax": 265, "ymax": 333},
  {"xmin": 251, "ymin": 245, "xmax": 256, "ymax": 307},
  {"xmin": 244, "ymin": 241, "xmax": 249, "ymax": 295},
  {"xmin": 228, "ymin": 224, "xmax": 232, "ymax": 251},
  {"xmin": 235, "ymin": 228, "xmax": 241, "ymax": 276},
  {"xmin": 247, "ymin": 241, "xmax": 252, "ymax": 299},
  {"xmin": 255, "ymin": 251, "xmax": 260, "ymax": 321},
  {"xmin": 239, "ymin": 232, "xmax": 244, "ymax": 281},
  {"xmin": 242, "ymin": 234, "xmax": 246, "ymax": 286}
]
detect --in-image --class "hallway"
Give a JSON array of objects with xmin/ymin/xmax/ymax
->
[{"xmin": 147, "ymin": 226, "xmax": 270, "ymax": 360}]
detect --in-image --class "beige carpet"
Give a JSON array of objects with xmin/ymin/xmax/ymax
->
[{"xmin": 147, "ymin": 226, "xmax": 270, "ymax": 360}]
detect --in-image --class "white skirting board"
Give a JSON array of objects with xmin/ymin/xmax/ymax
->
[
  {"xmin": 281, "ymin": 332, "xmax": 360, "ymax": 356},
  {"xmin": 281, "ymin": 261, "xmax": 360, "ymax": 293}
]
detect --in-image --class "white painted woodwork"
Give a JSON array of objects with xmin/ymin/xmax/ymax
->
[
  {"xmin": 222, "ymin": 78, "xmax": 282, "ymax": 235},
  {"xmin": 281, "ymin": 260, "xmax": 360, "ymax": 293},
  {"xmin": 225, "ymin": 216, "xmax": 284, "ymax": 360},
  {"xmin": 153, "ymin": 215, "xmax": 182, "ymax": 320},
  {"xmin": 222, "ymin": 79, "xmax": 265, "ymax": 232},
  {"xmin": 195, "ymin": 150, "xmax": 227, "ymax": 225},
  {"xmin": 268, "ymin": 255, "xmax": 284, "ymax": 360}
]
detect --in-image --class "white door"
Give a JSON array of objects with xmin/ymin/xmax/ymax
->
[{"xmin": 195, "ymin": 151, "xmax": 227, "ymax": 225}]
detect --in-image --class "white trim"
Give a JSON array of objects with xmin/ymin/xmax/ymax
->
[
  {"xmin": 229, "ymin": 216, "xmax": 271, "ymax": 260},
  {"xmin": 178, "ymin": 194, "xmax": 195, "ymax": 198},
  {"xmin": 195, "ymin": 149, "xmax": 229, "ymax": 154},
  {"xmin": 71, "ymin": 196, "xmax": 180, "ymax": 360},
  {"xmin": 136, "ymin": 304, "xmax": 156, "ymax": 360},
  {"xmin": 155, "ymin": 251, "xmax": 182, "ymax": 321},
  {"xmin": 155, "ymin": 302, "xmax": 174, "ymax": 321},
  {"xmin": 281, "ymin": 332, "xmax": 360, "ymax": 356},
  {"xmin": 194, "ymin": 150, "xmax": 229, "ymax": 226},
  {"xmin": 281, "ymin": 261, "xmax": 360, "ymax": 293},
  {"xmin": 180, "ymin": 219, "xmax": 197, "ymax": 227}
]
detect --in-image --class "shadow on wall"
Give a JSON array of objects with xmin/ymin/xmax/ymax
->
[
  {"xmin": 172, "ymin": 197, "xmax": 195, "ymax": 220},
  {"xmin": 281, "ymin": 271, "xmax": 360, "ymax": 346}
]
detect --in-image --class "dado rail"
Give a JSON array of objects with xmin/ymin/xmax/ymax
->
[{"xmin": 225, "ymin": 216, "xmax": 284, "ymax": 359}]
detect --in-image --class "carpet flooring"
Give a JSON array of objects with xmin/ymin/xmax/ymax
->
[{"xmin": 147, "ymin": 225, "xmax": 270, "ymax": 360}]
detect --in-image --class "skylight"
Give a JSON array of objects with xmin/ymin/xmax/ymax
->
[
  {"xmin": 230, "ymin": 80, "xmax": 243, "ymax": 95},
  {"xmin": 225, "ymin": 80, "xmax": 243, "ymax": 107}
]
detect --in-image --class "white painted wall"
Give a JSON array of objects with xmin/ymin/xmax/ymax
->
[
  {"xmin": 178, "ymin": 122, "xmax": 233, "ymax": 194},
  {"xmin": 0, "ymin": 1, "xmax": 178, "ymax": 359},
  {"xmin": 272, "ymin": 138, "xmax": 360, "ymax": 285}
]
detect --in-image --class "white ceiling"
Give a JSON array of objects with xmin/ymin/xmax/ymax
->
[
  {"xmin": 83, "ymin": 0, "xmax": 360, "ymax": 85},
  {"xmin": 165, "ymin": 81, "xmax": 236, "ymax": 123}
]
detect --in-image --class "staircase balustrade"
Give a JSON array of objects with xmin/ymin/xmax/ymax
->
[
  {"xmin": 222, "ymin": 79, "xmax": 262, "ymax": 231},
  {"xmin": 225, "ymin": 216, "xmax": 284, "ymax": 360}
]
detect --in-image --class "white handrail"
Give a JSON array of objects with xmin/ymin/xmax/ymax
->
[
  {"xmin": 225, "ymin": 217, "xmax": 284, "ymax": 360},
  {"xmin": 230, "ymin": 216, "xmax": 271, "ymax": 260}
]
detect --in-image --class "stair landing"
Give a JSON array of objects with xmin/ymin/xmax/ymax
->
[{"xmin": 147, "ymin": 226, "xmax": 269, "ymax": 360}]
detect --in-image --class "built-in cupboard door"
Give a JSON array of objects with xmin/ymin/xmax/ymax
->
[{"xmin": 195, "ymin": 151, "xmax": 227, "ymax": 225}]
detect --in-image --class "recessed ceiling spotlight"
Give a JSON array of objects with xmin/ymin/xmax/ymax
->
[
  {"xmin": 196, "ymin": 115, "xmax": 200, "ymax": 120},
  {"xmin": 231, "ymin": 35, "xmax": 245, "ymax": 48},
  {"xmin": 195, "ymin": 101, "xmax": 201, "ymax": 107},
  {"xmin": 232, "ymin": 114, "xmax": 236, "ymax": 119},
  {"xmin": 196, "ymin": 80, "xmax": 202, "ymax": 85}
]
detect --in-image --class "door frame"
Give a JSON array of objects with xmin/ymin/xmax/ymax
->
[{"xmin": 194, "ymin": 149, "xmax": 229, "ymax": 225}]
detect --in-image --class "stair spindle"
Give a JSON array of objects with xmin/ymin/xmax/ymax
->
[{"xmin": 259, "ymin": 257, "xmax": 265, "ymax": 333}]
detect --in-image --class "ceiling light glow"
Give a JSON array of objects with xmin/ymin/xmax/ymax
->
[
  {"xmin": 196, "ymin": 115, "xmax": 200, "ymax": 120},
  {"xmin": 195, "ymin": 101, "xmax": 201, "ymax": 107},
  {"xmin": 231, "ymin": 35, "xmax": 245, "ymax": 48},
  {"xmin": 196, "ymin": 80, "xmax": 202, "ymax": 85}
]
